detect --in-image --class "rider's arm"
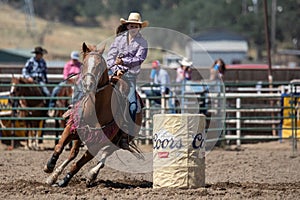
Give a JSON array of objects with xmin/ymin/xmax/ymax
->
[
  {"xmin": 106, "ymin": 38, "xmax": 120, "ymax": 68},
  {"xmin": 63, "ymin": 61, "xmax": 71, "ymax": 79},
  {"xmin": 44, "ymin": 66, "xmax": 48, "ymax": 83},
  {"xmin": 40, "ymin": 59, "xmax": 48, "ymax": 83},
  {"xmin": 22, "ymin": 59, "xmax": 33, "ymax": 79}
]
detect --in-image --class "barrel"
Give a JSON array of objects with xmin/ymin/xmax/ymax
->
[{"xmin": 153, "ymin": 113, "xmax": 206, "ymax": 188}]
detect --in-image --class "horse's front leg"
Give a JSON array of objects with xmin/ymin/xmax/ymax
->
[
  {"xmin": 86, "ymin": 145, "xmax": 117, "ymax": 187},
  {"xmin": 46, "ymin": 139, "xmax": 81, "ymax": 185},
  {"xmin": 44, "ymin": 125, "xmax": 73, "ymax": 173},
  {"xmin": 57, "ymin": 148, "xmax": 95, "ymax": 187},
  {"xmin": 33, "ymin": 129, "xmax": 40, "ymax": 151},
  {"xmin": 25, "ymin": 127, "xmax": 32, "ymax": 150}
]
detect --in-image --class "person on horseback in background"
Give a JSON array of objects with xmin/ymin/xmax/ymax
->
[
  {"xmin": 48, "ymin": 51, "xmax": 82, "ymax": 117},
  {"xmin": 106, "ymin": 12, "xmax": 148, "ymax": 150},
  {"xmin": 22, "ymin": 46, "xmax": 50, "ymax": 100}
]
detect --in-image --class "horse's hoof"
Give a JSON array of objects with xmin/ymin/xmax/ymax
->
[
  {"xmin": 58, "ymin": 173, "xmax": 72, "ymax": 187},
  {"xmin": 43, "ymin": 165, "xmax": 53, "ymax": 173},
  {"xmin": 44, "ymin": 165, "xmax": 53, "ymax": 174},
  {"xmin": 46, "ymin": 177, "xmax": 55, "ymax": 185},
  {"xmin": 44, "ymin": 155, "xmax": 58, "ymax": 173},
  {"xmin": 86, "ymin": 179, "xmax": 95, "ymax": 188}
]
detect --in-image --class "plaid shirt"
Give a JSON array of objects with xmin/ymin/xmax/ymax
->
[{"xmin": 22, "ymin": 57, "xmax": 48, "ymax": 83}]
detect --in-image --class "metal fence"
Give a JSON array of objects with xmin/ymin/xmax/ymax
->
[{"xmin": 0, "ymin": 81, "xmax": 299, "ymax": 151}]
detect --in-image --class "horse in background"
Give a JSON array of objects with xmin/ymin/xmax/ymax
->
[
  {"xmin": 10, "ymin": 77, "xmax": 47, "ymax": 150},
  {"xmin": 53, "ymin": 78, "xmax": 74, "ymax": 146},
  {"xmin": 43, "ymin": 42, "xmax": 143, "ymax": 187}
]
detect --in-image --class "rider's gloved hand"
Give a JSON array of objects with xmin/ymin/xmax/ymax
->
[
  {"xmin": 116, "ymin": 70, "xmax": 124, "ymax": 77},
  {"xmin": 115, "ymin": 57, "xmax": 123, "ymax": 65}
]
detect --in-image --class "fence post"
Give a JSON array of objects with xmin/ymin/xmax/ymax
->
[
  {"xmin": 161, "ymin": 95, "xmax": 166, "ymax": 114},
  {"xmin": 236, "ymin": 98, "xmax": 241, "ymax": 146},
  {"xmin": 145, "ymin": 98, "xmax": 151, "ymax": 145}
]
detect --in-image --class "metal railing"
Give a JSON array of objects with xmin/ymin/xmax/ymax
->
[{"xmin": 0, "ymin": 81, "xmax": 299, "ymax": 152}]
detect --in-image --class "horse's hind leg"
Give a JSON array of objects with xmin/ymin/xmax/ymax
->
[
  {"xmin": 44, "ymin": 125, "xmax": 73, "ymax": 173},
  {"xmin": 45, "ymin": 139, "xmax": 81, "ymax": 185},
  {"xmin": 86, "ymin": 145, "xmax": 117, "ymax": 187}
]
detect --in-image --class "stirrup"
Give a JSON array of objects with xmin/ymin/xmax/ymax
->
[{"xmin": 119, "ymin": 138, "xmax": 130, "ymax": 150}]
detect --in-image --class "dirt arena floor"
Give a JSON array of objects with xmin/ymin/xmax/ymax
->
[{"xmin": 0, "ymin": 140, "xmax": 299, "ymax": 200}]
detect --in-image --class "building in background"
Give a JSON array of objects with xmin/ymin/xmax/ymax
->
[{"xmin": 186, "ymin": 29, "xmax": 249, "ymax": 67}]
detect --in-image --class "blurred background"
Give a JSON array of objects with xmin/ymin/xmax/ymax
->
[{"xmin": 0, "ymin": 0, "xmax": 299, "ymax": 67}]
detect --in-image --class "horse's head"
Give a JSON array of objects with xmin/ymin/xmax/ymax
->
[
  {"xmin": 81, "ymin": 42, "xmax": 107, "ymax": 93},
  {"xmin": 10, "ymin": 77, "xmax": 43, "ymax": 97},
  {"xmin": 10, "ymin": 77, "xmax": 21, "ymax": 96}
]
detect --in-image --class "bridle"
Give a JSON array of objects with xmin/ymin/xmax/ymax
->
[{"xmin": 82, "ymin": 51, "xmax": 110, "ymax": 94}]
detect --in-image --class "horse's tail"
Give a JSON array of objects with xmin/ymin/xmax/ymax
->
[{"xmin": 129, "ymin": 142, "xmax": 145, "ymax": 160}]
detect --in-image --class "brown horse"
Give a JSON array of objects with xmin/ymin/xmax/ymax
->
[
  {"xmin": 10, "ymin": 77, "xmax": 47, "ymax": 150},
  {"xmin": 53, "ymin": 78, "xmax": 74, "ymax": 146},
  {"xmin": 43, "ymin": 42, "xmax": 143, "ymax": 187}
]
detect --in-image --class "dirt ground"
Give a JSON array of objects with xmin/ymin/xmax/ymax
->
[{"xmin": 0, "ymin": 140, "xmax": 299, "ymax": 200}]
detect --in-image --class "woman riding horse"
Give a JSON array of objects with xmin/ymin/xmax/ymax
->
[{"xmin": 43, "ymin": 42, "xmax": 143, "ymax": 187}]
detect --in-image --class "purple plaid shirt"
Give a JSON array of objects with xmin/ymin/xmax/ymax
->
[{"xmin": 107, "ymin": 31, "xmax": 148, "ymax": 75}]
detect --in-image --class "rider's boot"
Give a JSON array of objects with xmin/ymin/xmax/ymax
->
[{"xmin": 119, "ymin": 133, "xmax": 130, "ymax": 150}]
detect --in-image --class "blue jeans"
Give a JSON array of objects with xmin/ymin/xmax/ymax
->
[
  {"xmin": 122, "ymin": 73, "xmax": 137, "ymax": 123},
  {"xmin": 49, "ymin": 82, "xmax": 64, "ymax": 108},
  {"xmin": 39, "ymin": 81, "xmax": 50, "ymax": 97}
]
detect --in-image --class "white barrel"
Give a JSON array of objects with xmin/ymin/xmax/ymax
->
[{"xmin": 153, "ymin": 114, "xmax": 206, "ymax": 189}]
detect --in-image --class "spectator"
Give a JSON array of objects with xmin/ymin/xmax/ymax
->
[
  {"xmin": 176, "ymin": 57, "xmax": 192, "ymax": 83},
  {"xmin": 48, "ymin": 51, "xmax": 82, "ymax": 115},
  {"xmin": 145, "ymin": 60, "xmax": 170, "ymax": 104},
  {"xmin": 22, "ymin": 46, "xmax": 50, "ymax": 97},
  {"xmin": 209, "ymin": 58, "xmax": 226, "ymax": 82},
  {"xmin": 106, "ymin": 12, "xmax": 148, "ymax": 150},
  {"xmin": 145, "ymin": 60, "xmax": 175, "ymax": 113},
  {"xmin": 209, "ymin": 58, "xmax": 226, "ymax": 115}
]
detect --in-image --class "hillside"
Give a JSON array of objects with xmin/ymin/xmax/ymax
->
[{"xmin": 0, "ymin": 4, "xmax": 117, "ymax": 60}]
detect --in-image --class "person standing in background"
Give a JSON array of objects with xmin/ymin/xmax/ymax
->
[
  {"xmin": 176, "ymin": 57, "xmax": 193, "ymax": 83},
  {"xmin": 145, "ymin": 60, "xmax": 170, "ymax": 103},
  {"xmin": 210, "ymin": 58, "xmax": 226, "ymax": 82}
]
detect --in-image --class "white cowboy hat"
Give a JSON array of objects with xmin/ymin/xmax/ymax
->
[
  {"xmin": 120, "ymin": 12, "xmax": 149, "ymax": 28},
  {"xmin": 179, "ymin": 57, "xmax": 193, "ymax": 66}
]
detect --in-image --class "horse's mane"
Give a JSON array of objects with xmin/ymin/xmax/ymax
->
[{"xmin": 18, "ymin": 77, "xmax": 31, "ymax": 84}]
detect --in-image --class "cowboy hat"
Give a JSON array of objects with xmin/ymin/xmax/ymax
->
[
  {"xmin": 31, "ymin": 46, "xmax": 48, "ymax": 54},
  {"xmin": 120, "ymin": 12, "xmax": 149, "ymax": 28},
  {"xmin": 179, "ymin": 57, "xmax": 193, "ymax": 66}
]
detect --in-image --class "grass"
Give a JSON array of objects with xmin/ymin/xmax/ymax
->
[
  {"xmin": 0, "ymin": 4, "xmax": 166, "ymax": 65},
  {"xmin": 0, "ymin": 4, "xmax": 115, "ymax": 60}
]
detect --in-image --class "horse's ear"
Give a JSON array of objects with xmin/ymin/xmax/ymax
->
[{"xmin": 82, "ymin": 42, "xmax": 90, "ymax": 53}]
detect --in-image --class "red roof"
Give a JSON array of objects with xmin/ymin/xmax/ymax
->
[{"xmin": 226, "ymin": 64, "xmax": 269, "ymax": 69}]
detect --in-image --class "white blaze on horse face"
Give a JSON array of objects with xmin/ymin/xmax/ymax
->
[
  {"xmin": 87, "ymin": 56, "xmax": 96, "ymax": 86},
  {"xmin": 10, "ymin": 82, "xmax": 16, "ymax": 94}
]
